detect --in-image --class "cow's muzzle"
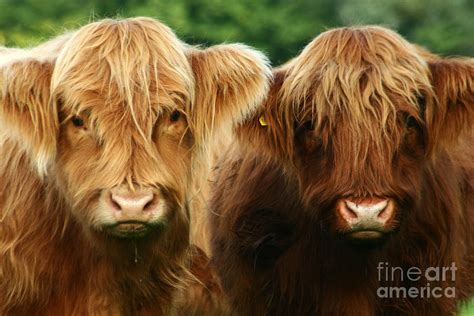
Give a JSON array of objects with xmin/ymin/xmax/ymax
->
[
  {"xmin": 102, "ymin": 187, "xmax": 162, "ymax": 238},
  {"xmin": 336, "ymin": 197, "xmax": 395, "ymax": 240}
]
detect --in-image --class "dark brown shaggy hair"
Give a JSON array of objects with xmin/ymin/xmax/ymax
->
[
  {"xmin": 0, "ymin": 17, "xmax": 270, "ymax": 315},
  {"xmin": 206, "ymin": 26, "xmax": 474, "ymax": 315}
]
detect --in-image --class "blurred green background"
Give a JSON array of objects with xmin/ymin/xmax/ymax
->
[
  {"xmin": 463, "ymin": 301, "xmax": 474, "ymax": 316},
  {"xmin": 0, "ymin": 0, "xmax": 472, "ymax": 314},
  {"xmin": 0, "ymin": 0, "xmax": 473, "ymax": 65}
]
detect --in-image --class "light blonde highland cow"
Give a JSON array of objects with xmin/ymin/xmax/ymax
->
[{"xmin": 0, "ymin": 17, "xmax": 270, "ymax": 315}]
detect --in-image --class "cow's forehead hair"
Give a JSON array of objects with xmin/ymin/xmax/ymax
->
[
  {"xmin": 281, "ymin": 26, "xmax": 434, "ymax": 134},
  {"xmin": 51, "ymin": 17, "xmax": 194, "ymax": 136}
]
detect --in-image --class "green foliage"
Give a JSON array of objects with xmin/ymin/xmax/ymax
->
[
  {"xmin": 1, "ymin": 0, "xmax": 472, "ymax": 64},
  {"xmin": 338, "ymin": 0, "xmax": 474, "ymax": 56},
  {"xmin": 460, "ymin": 300, "xmax": 474, "ymax": 315}
]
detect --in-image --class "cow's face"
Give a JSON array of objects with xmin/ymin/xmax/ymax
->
[
  {"xmin": 0, "ymin": 18, "xmax": 270, "ymax": 243},
  {"xmin": 252, "ymin": 26, "xmax": 473, "ymax": 244},
  {"xmin": 54, "ymin": 80, "xmax": 193, "ymax": 239}
]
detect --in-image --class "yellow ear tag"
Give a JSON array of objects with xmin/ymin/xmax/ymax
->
[{"xmin": 259, "ymin": 115, "xmax": 268, "ymax": 127}]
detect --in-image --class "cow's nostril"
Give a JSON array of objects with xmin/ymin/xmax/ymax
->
[
  {"xmin": 143, "ymin": 198, "xmax": 155, "ymax": 212},
  {"xmin": 343, "ymin": 202, "xmax": 359, "ymax": 219},
  {"xmin": 109, "ymin": 192, "xmax": 123, "ymax": 211},
  {"xmin": 377, "ymin": 202, "xmax": 393, "ymax": 221},
  {"xmin": 378, "ymin": 206, "xmax": 388, "ymax": 217}
]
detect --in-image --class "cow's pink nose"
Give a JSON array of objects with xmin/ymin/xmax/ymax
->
[
  {"xmin": 107, "ymin": 189, "xmax": 157, "ymax": 221},
  {"xmin": 338, "ymin": 198, "xmax": 393, "ymax": 227}
]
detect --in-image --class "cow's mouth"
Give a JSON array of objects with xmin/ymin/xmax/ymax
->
[
  {"xmin": 349, "ymin": 229, "xmax": 384, "ymax": 239},
  {"xmin": 343, "ymin": 228, "xmax": 391, "ymax": 247},
  {"xmin": 106, "ymin": 221, "xmax": 152, "ymax": 238}
]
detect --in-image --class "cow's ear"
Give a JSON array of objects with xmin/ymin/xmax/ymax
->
[
  {"xmin": 427, "ymin": 59, "xmax": 474, "ymax": 154},
  {"xmin": 235, "ymin": 69, "xmax": 294, "ymax": 161},
  {"xmin": 0, "ymin": 59, "xmax": 57, "ymax": 176},
  {"xmin": 187, "ymin": 44, "xmax": 271, "ymax": 144}
]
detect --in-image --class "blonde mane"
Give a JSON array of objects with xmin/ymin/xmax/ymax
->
[{"xmin": 0, "ymin": 17, "xmax": 271, "ymax": 314}]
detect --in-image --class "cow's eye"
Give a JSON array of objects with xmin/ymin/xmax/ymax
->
[
  {"xmin": 71, "ymin": 116, "xmax": 84, "ymax": 127},
  {"xmin": 406, "ymin": 115, "xmax": 418, "ymax": 129},
  {"xmin": 169, "ymin": 110, "xmax": 181, "ymax": 122},
  {"xmin": 302, "ymin": 120, "xmax": 315, "ymax": 131}
]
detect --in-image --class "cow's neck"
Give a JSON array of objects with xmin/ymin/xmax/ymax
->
[{"xmin": 17, "ymin": 183, "xmax": 187, "ymax": 315}]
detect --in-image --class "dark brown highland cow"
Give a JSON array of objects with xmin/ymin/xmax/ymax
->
[
  {"xmin": 206, "ymin": 26, "xmax": 474, "ymax": 315},
  {"xmin": 0, "ymin": 17, "xmax": 270, "ymax": 315}
]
